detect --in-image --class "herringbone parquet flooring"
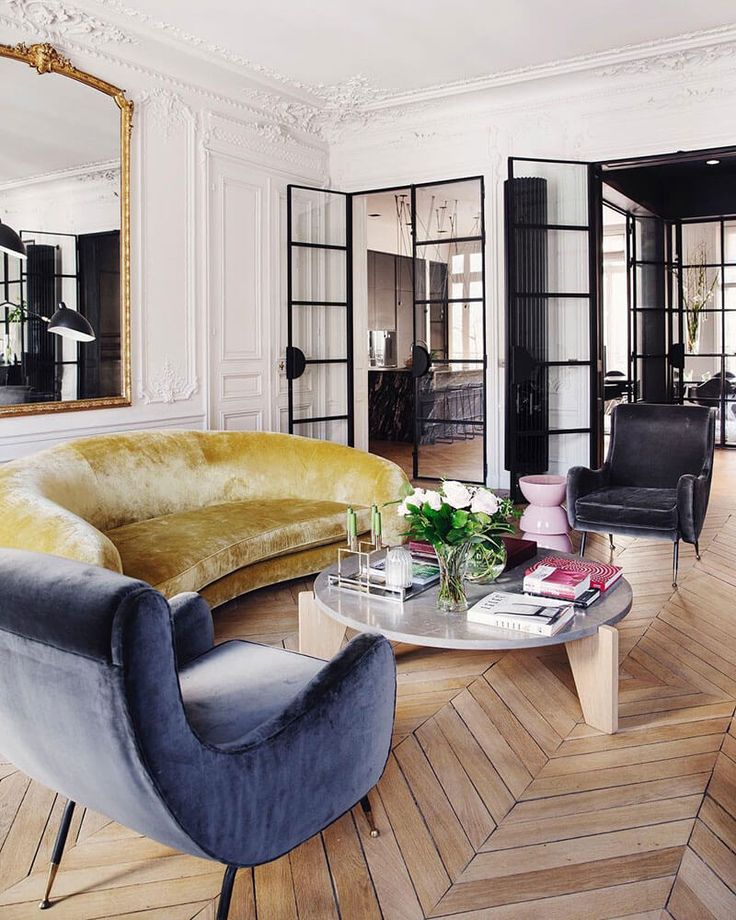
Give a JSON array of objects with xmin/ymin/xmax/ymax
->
[{"xmin": 1, "ymin": 455, "xmax": 736, "ymax": 919}]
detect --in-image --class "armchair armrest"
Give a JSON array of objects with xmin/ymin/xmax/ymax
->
[
  {"xmin": 677, "ymin": 471, "xmax": 712, "ymax": 544},
  {"xmin": 194, "ymin": 633, "xmax": 396, "ymax": 865},
  {"xmin": 566, "ymin": 464, "xmax": 610, "ymax": 529},
  {"xmin": 169, "ymin": 592, "xmax": 214, "ymax": 665}
]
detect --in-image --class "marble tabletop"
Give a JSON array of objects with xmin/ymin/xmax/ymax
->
[{"xmin": 313, "ymin": 550, "xmax": 632, "ymax": 650}]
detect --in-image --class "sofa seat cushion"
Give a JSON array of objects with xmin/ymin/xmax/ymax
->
[
  {"xmin": 105, "ymin": 499, "xmax": 371, "ymax": 597},
  {"xmin": 180, "ymin": 640, "xmax": 323, "ymax": 750},
  {"xmin": 575, "ymin": 487, "xmax": 678, "ymax": 532}
]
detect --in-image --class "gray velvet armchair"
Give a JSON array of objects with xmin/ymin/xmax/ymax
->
[
  {"xmin": 0, "ymin": 550, "xmax": 396, "ymax": 919},
  {"xmin": 567, "ymin": 403, "xmax": 716, "ymax": 586}
]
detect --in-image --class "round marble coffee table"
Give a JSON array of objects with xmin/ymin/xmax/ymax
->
[{"xmin": 298, "ymin": 550, "xmax": 632, "ymax": 734}]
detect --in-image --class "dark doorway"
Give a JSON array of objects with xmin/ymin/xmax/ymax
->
[{"xmin": 78, "ymin": 230, "xmax": 121, "ymax": 399}]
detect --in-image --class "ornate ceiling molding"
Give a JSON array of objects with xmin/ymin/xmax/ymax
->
[
  {"xmin": 4, "ymin": 0, "xmax": 134, "ymax": 45},
  {"xmin": 5, "ymin": 1, "xmax": 736, "ymax": 143},
  {"xmin": 595, "ymin": 37, "xmax": 736, "ymax": 77}
]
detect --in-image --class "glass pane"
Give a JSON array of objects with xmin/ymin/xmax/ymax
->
[
  {"xmin": 548, "ymin": 365, "xmax": 589, "ymax": 429},
  {"xmin": 291, "ymin": 247, "xmax": 346, "ymax": 302},
  {"xmin": 447, "ymin": 303, "xmax": 484, "ymax": 360},
  {"xmin": 683, "ymin": 356, "xmax": 722, "ymax": 403},
  {"xmin": 511, "ymin": 160, "xmax": 588, "ymax": 226},
  {"xmin": 546, "ymin": 298, "xmax": 591, "ymax": 362},
  {"xmin": 724, "ymin": 221, "xmax": 736, "ymax": 262},
  {"xmin": 292, "ymin": 363, "xmax": 348, "ymax": 420},
  {"xmin": 512, "ymin": 228, "xmax": 589, "ymax": 294},
  {"xmin": 680, "ymin": 221, "xmax": 721, "ymax": 264},
  {"xmin": 415, "ymin": 240, "xmax": 482, "ymax": 298},
  {"xmin": 724, "ymin": 356, "xmax": 736, "ymax": 446},
  {"xmin": 415, "ymin": 429, "xmax": 483, "ymax": 481},
  {"xmin": 292, "ymin": 418, "xmax": 348, "ymax": 444},
  {"xmin": 414, "ymin": 179, "xmax": 482, "ymax": 241},
  {"xmin": 290, "ymin": 188, "xmax": 346, "ymax": 246},
  {"xmin": 546, "ymin": 432, "xmax": 588, "ymax": 475},
  {"xmin": 416, "ymin": 363, "xmax": 484, "ymax": 480},
  {"xmin": 293, "ymin": 304, "xmax": 347, "ymax": 361}
]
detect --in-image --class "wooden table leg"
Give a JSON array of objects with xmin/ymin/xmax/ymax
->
[
  {"xmin": 565, "ymin": 625, "xmax": 619, "ymax": 734},
  {"xmin": 298, "ymin": 591, "xmax": 347, "ymax": 659}
]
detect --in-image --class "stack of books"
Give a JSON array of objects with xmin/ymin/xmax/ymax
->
[{"xmin": 524, "ymin": 555, "xmax": 622, "ymax": 596}]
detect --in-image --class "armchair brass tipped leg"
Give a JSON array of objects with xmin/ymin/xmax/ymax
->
[
  {"xmin": 360, "ymin": 795, "xmax": 379, "ymax": 838},
  {"xmin": 695, "ymin": 540, "xmax": 701, "ymax": 561},
  {"xmin": 38, "ymin": 864, "xmax": 59, "ymax": 910},
  {"xmin": 579, "ymin": 532, "xmax": 587, "ymax": 558},
  {"xmin": 38, "ymin": 799, "xmax": 75, "ymax": 910},
  {"xmin": 609, "ymin": 534, "xmax": 615, "ymax": 551}
]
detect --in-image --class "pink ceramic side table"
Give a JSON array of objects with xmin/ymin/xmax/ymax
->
[{"xmin": 519, "ymin": 474, "xmax": 573, "ymax": 552}]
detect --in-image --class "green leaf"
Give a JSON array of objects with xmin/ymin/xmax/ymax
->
[{"xmin": 451, "ymin": 509, "xmax": 469, "ymax": 528}]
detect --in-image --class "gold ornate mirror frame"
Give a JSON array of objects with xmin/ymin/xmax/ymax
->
[{"xmin": 0, "ymin": 42, "xmax": 132, "ymax": 417}]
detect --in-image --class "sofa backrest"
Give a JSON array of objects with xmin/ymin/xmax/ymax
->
[
  {"xmin": 608, "ymin": 403, "xmax": 716, "ymax": 489},
  {"xmin": 0, "ymin": 430, "xmax": 406, "ymax": 531}
]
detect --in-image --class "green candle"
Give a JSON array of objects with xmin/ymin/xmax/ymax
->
[
  {"xmin": 347, "ymin": 507, "xmax": 357, "ymax": 538},
  {"xmin": 375, "ymin": 509, "xmax": 382, "ymax": 536}
]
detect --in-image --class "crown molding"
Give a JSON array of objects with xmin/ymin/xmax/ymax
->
[
  {"xmin": 5, "ymin": 1, "xmax": 736, "ymax": 142},
  {"xmin": 0, "ymin": 157, "xmax": 119, "ymax": 191}
]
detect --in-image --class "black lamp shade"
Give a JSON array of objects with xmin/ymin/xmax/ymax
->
[
  {"xmin": 47, "ymin": 303, "xmax": 95, "ymax": 342},
  {"xmin": 0, "ymin": 221, "xmax": 27, "ymax": 261}
]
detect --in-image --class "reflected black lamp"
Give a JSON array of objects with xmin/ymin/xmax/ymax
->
[
  {"xmin": 0, "ymin": 220, "xmax": 27, "ymax": 261},
  {"xmin": 1, "ymin": 301, "xmax": 95, "ymax": 342}
]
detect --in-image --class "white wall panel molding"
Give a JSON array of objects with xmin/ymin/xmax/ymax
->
[
  {"xmin": 0, "ymin": 412, "xmax": 205, "ymax": 462},
  {"xmin": 136, "ymin": 90, "xmax": 200, "ymax": 405}
]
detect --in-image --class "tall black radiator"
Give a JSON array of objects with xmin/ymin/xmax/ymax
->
[{"xmin": 505, "ymin": 177, "xmax": 549, "ymax": 486}]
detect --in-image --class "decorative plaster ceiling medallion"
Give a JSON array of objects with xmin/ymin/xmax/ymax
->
[{"xmin": 4, "ymin": 0, "xmax": 135, "ymax": 44}]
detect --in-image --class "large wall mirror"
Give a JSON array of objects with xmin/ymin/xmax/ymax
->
[{"xmin": 0, "ymin": 42, "xmax": 131, "ymax": 417}]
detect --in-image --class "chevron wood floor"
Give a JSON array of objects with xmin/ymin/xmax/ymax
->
[{"xmin": 2, "ymin": 455, "xmax": 736, "ymax": 919}]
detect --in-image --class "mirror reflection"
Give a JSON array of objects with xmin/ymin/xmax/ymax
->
[{"xmin": 0, "ymin": 48, "xmax": 127, "ymax": 411}]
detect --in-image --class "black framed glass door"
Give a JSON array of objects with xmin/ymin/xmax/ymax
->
[
  {"xmin": 411, "ymin": 176, "xmax": 487, "ymax": 483},
  {"xmin": 675, "ymin": 217, "xmax": 736, "ymax": 447},
  {"xmin": 505, "ymin": 158, "xmax": 601, "ymax": 495},
  {"xmin": 286, "ymin": 185, "xmax": 353, "ymax": 445}
]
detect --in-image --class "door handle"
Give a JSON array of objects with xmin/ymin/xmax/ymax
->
[
  {"xmin": 285, "ymin": 346, "xmax": 306, "ymax": 380},
  {"xmin": 411, "ymin": 344, "xmax": 431, "ymax": 379}
]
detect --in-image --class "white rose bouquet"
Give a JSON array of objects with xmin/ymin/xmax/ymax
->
[{"xmin": 397, "ymin": 482, "xmax": 516, "ymax": 611}]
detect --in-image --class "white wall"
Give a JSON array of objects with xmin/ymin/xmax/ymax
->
[
  {"xmin": 330, "ymin": 51, "xmax": 736, "ymax": 487},
  {"xmin": 0, "ymin": 14, "xmax": 327, "ymax": 461},
  {"xmin": 3, "ymin": 7, "xmax": 736, "ymax": 483}
]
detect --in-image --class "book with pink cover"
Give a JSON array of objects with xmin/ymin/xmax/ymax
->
[
  {"xmin": 525, "ymin": 555, "xmax": 623, "ymax": 592},
  {"xmin": 523, "ymin": 564, "xmax": 590, "ymax": 600}
]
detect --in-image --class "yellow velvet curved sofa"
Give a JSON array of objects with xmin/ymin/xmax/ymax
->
[{"xmin": 0, "ymin": 430, "xmax": 409, "ymax": 606}]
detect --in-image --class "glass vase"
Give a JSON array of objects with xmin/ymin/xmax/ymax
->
[
  {"xmin": 466, "ymin": 539, "xmax": 507, "ymax": 585},
  {"xmin": 434, "ymin": 541, "xmax": 472, "ymax": 613}
]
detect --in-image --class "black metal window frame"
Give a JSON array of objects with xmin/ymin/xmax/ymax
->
[
  {"xmin": 410, "ymin": 174, "xmax": 488, "ymax": 484},
  {"xmin": 505, "ymin": 156, "xmax": 602, "ymax": 491},
  {"xmin": 1, "ymin": 229, "xmax": 81, "ymax": 401},
  {"xmin": 286, "ymin": 185, "xmax": 354, "ymax": 446}
]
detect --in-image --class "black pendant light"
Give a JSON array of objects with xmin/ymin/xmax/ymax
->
[
  {"xmin": 0, "ymin": 220, "xmax": 27, "ymax": 261},
  {"xmin": 47, "ymin": 303, "xmax": 95, "ymax": 342}
]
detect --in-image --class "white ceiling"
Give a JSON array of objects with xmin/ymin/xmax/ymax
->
[{"xmin": 91, "ymin": 0, "xmax": 736, "ymax": 94}]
